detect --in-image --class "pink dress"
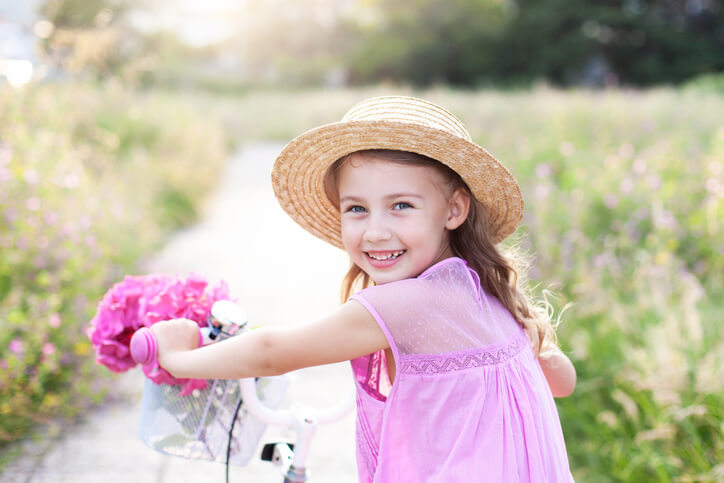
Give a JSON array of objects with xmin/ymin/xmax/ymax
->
[{"xmin": 349, "ymin": 257, "xmax": 573, "ymax": 482}]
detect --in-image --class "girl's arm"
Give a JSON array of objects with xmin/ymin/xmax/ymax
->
[
  {"xmin": 151, "ymin": 300, "xmax": 388, "ymax": 380},
  {"xmin": 538, "ymin": 343, "xmax": 576, "ymax": 397}
]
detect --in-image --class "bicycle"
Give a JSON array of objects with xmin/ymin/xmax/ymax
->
[{"xmin": 129, "ymin": 300, "xmax": 354, "ymax": 483}]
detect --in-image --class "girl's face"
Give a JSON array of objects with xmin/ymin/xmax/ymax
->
[{"xmin": 337, "ymin": 154, "xmax": 469, "ymax": 285}]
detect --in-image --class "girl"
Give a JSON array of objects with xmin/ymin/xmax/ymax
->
[{"xmin": 152, "ymin": 96, "xmax": 576, "ymax": 482}]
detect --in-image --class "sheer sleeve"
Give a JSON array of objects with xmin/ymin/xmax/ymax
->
[{"xmin": 350, "ymin": 258, "xmax": 521, "ymax": 357}]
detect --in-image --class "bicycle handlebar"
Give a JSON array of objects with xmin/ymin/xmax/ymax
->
[
  {"xmin": 129, "ymin": 326, "xmax": 204, "ymax": 366},
  {"xmin": 129, "ymin": 321, "xmax": 353, "ymax": 427}
]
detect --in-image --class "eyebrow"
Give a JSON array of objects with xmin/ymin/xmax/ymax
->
[{"xmin": 339, "ymin": 193, "xmax": 425, "ymax": 203}]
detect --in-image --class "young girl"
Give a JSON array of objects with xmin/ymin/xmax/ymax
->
[{"xmin": 152, "ymin": 96, "xmax": 576, "ymax": 482}]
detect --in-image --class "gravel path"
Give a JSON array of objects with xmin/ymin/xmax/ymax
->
[{"xmin": 2, "ymin": 143, "xmax": 356, "ymax": 482}]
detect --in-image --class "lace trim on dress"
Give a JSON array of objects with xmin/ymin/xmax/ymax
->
[{"xmin": 399, "ymin": 333, "xmax": 529, "ymax": 375}]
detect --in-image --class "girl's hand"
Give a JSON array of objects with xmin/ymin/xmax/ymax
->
[
  {"xmin": 150, "ymin": 318, "xmax": 201, "ymax": 373},
  {"xmin": 537, "ymin": 342, "xmax": 577, "ymax": 398}
]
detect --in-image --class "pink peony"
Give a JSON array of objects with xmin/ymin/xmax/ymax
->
[{"xmin": 87, "ymin": 273, "xmax": 232, "ymax": 392}]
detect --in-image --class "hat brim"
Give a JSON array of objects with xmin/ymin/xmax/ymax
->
[{"xmin": 272, "ymin": 120, "xmax": 523, "ymax": 249}]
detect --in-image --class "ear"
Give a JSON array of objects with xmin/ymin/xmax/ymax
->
[{"xmin": 445, "ymin": 188, "xmax": 471, "ymax": 230}]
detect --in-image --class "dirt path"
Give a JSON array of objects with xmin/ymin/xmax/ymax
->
[{"xmin": 2, "ymin": 143, "xmax": 356, "ymax": 482}]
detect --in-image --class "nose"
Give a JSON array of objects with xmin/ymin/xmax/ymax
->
[{"xmin": 363, "ymin": 213, "xmax": 392, "ymax": 243}]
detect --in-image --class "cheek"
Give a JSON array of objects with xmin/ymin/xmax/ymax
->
[
  {"xmin": 340, "ymin": 219, "xmax": 359, "ymax": 250},
  {"xmin": 406, "ymin": 216, "xmax": 448, "ymax": 248}
]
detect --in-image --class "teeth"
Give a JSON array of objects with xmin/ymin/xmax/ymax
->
[{"xmin": 368, "ymin": 250, "xmax": 404, "ymax": 260}]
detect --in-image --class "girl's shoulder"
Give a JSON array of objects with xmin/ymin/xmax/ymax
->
[
  {"xmin": 352, "ymin": 257, "xmax": 480, "ymax": 310},
  {"xmin": 357, "ymin": 257, "xmax": 476, "ymax": 294}
]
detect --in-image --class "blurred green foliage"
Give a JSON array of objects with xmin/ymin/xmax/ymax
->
[
  {"xmin": 345, "ymin": 0, "xmax": 724, "ymax": 87},
  {"xmin": 0, "ymin": 81, "xmax": 228, "ymax": 451},
  {"xmin": 41, "ymin": 0, "xmax": 130, "ymax": 28}
]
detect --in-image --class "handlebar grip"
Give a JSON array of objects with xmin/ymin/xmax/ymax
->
[
  {"xmin": 130, "ymin": 327, "xmax": 157, "ymax": 365},
  {"xmin": 130, "ymin": 326, "xmax": 204, "ymax": 366}
]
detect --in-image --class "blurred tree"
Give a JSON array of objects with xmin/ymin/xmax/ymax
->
[
  {"xmin": 38, "ymin": 0, "xmax": 136, "ymax": 77},
  {"xmin": 40, "ymin": 0, "xmax": 131, "ymax": 28},
  {"xmin": 345, "ymin": 0, "xmax": 507, "ymax": 85},
  {"xmin": 495, "ymin": 0, "xmax": 724, "ymax": 86},
  {"xmin": 342, "ymin": 0, "xmax": 723, "ymax": 87}
]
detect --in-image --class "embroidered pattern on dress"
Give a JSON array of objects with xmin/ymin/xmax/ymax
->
[{"xmin": 400, "ymin": 334, "xmax": 528, "ymax": 375}]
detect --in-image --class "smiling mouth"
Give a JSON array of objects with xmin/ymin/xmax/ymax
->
[{"xmin": 366, "ymin": 250, "xmax": 405, "ymax": 261}]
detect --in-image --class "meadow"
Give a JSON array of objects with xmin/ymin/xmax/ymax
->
[
  {"xmin": 0, "ymin": 81, "xmax": 229, "ymax": 463},
  {"xmin": 1, "ymin": 82, "xmax": 722, "ymax": 481}
]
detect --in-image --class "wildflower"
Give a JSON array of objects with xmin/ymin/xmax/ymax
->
[
  {"xmin": 26, "ymin": 197, "xmax": 41, "ymax": 211},
  {"xmin": 619, "ymin": 177, "xmax": 634, "ymax": 194},
  {"xmin": 63, "ymin": 173, "xmax": 79, "ymax": 189},
  {"xmin": 604, "ymin": 193, "xmax": 618, "ymax": 209},
  {"xmin": 24, "ymin": 169, "xmax": 39, "ymax": 185},
  {"xmin": 708, "ymin": 161, "xmax": 722, "ymax": 175},
  {"xmin": 646, "ymin": 174, "xmax": 662, "ymax": 191},
  {"xmin": 619, "ymin": 143, "xmax": 634, "ymax": 159},
  {"xmin": 49, "ymin": 313, "xmax": 61, "ymax": 328},
  {"xmin": 596, "ymin": 411, "xmax": 618, "ymax": 428},
  {"xmin": 632, "ymin": 158, "xmax": 646, "ymax": 175},
  {"xmin": 9, "ymin": 339, "xmax": 23, "ymax": 354},
  {"xmin": 535, "ymin": 163, "xmax": 552, "ymax": 178},
  {"xmin": 0, "ymin": 143, "xmax": 11, "ymax": 164},
  {"xmin": 42, "ymin": 342, "xmax": 56, "ymax": 356},
  {"xmin": 534, "ymin": 184, "xmax": 550, "ymax": 200},
  {"xmin": 44, "ymin": 212, "xmax": 59, "ymax": 226},
  {"xmin": 73, "ymin": 341, "xmax": 91, "ymax": 356},
  {"xmin": 655, "ymin": 251, "xmax": 671, "ymax": 265},
  {"xmin": 559, "ymin": 142, "xmax": 575, "ymax": 157},
  {"xmin": 4, "ymin": 208, "xmax": 17, "ymax": 223},
  {"xmin": 612, "ymin": 389, "xmax": 638, "ymax": 419},
  {"xmin": 42, "ymin": 393, "xmax": 60, "ymax": 409},
  {"xmin": 706, "ymin": 179, "xmax": 721, "ymax": 196}
]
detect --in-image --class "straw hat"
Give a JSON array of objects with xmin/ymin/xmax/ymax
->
[{"xmin": 272, "ymin": 96, "xmax": 523, "ymax": 249}]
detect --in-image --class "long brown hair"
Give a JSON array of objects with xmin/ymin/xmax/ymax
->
[{"xmin": 325, "ymin": 149, "xmax": 558, "ymax": 354}]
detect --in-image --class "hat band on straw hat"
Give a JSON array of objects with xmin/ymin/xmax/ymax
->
[{"xmin": 272, "ymin": 96, "xmax": 523, "ymax": 249}]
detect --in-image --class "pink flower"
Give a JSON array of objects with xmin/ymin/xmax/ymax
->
[
  {"xmin": 24, "ymin": 169, "xmax": 38, "ymax": 185},
  {"xmin": 26, "ymin": 197, "xmax": 41, "ymax": 211},
  {"xmin": 9, "ymin": 339, "xmax": 23, "ymax": 354},
  {"xmin": 44, "ymin": 212, "xmax": 59, "ymax": 226},
  {"xmin": 63, "ymin": 173, "xmax": 79, "ymax": 189},
  {"xmin": 604, "ymin": 193, "xmax": 619, "ymax": 209},
  {"xmin": 42, "ymin": 342, "xmax": 56, "ymax": 356},
  {"xmin": 49, "ymin": 313, "xmax": 61, "ymax": 329},
  {"xmin": 87, "ymin": 273, "xmax": 232, "ymax": 391}
]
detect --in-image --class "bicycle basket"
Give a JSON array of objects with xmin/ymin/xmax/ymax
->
[{"xmin": 138, "ymin": 374, "xmax": 289, "ymax": 466}]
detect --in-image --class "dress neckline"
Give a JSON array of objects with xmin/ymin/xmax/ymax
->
[{"xmin": 418, "ymin": 256, "xmax": 467, "ymax": 278}]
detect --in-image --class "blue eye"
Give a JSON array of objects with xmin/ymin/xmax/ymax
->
[
  {"xmin": 346, "ymin": 205, "xmax": 366, "ymax": 213},
  {"xmin": 393, "ymin": 202, "xmax": 412, "ymax": 210}
]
